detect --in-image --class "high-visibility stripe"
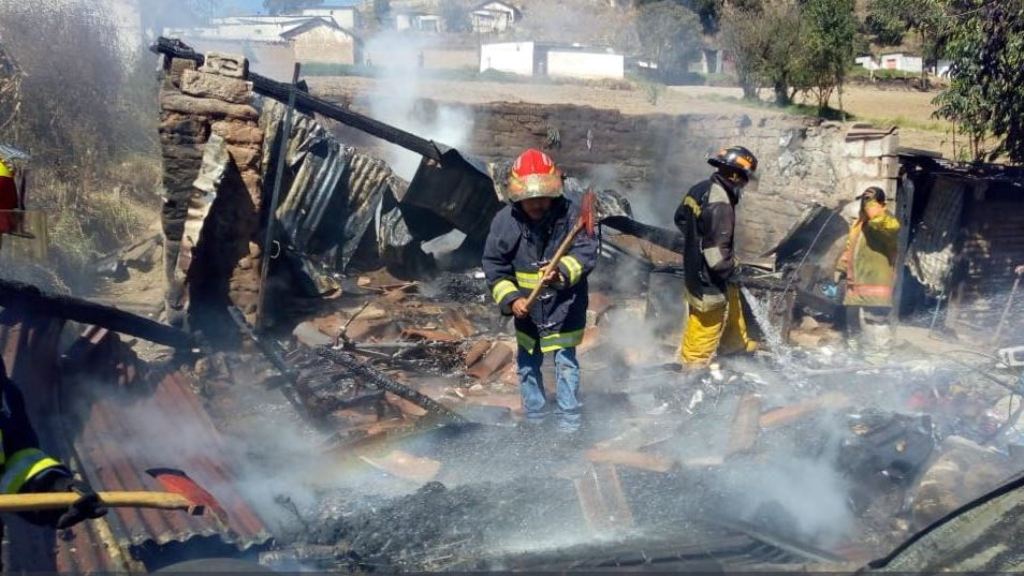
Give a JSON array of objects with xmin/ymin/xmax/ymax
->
[
  {"xmin": 515, "ymin": 329, "xmax": 585, "ymax": 353},
  {"xmin": 491, "ymin": 279, "xmax": 519, "ymax": 304},
  {"xmin": 0, "ymin": 448, "xmax": 62, "ymax": 494},
  {"xmin": 684, "ymin": 196, "xmax": 702, "ymax": 217},
  {"xmin": 516, "ymin": 331, "xmax": 536, "ymax": 351},
  {"xmin": 702, "ymin": 246, "xmax": 725, "ymax": 268},
  {"xmin": 847, "ymin": 284, "xmax": 893, "ymax": 299},
  {"xmin": 539, "ymin": 329, "xmax": 584, "ymax": 353},
  {"xmin": 561, "ymin": 256, "xmax": 583, "ymax": 286},
  {"xmin": 515, "ymin": 271, "xmax": 541, "ymax": 290},
  {"xmin": 0, "ymin": 159, "xmax": 11, "ymax": 179}
]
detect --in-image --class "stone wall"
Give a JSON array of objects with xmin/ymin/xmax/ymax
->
[
  {"xmin": 343, "ymin": 101, "xmax": 899, "ymax": 258},
  {"xmin": 158, "ymin": 53, "xmax": 266, "ymax": 330}
]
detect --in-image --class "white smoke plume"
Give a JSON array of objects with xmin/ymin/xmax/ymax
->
[{"xmin": 360, "ymin": 31, "xmax": 474, "ymax": 180}]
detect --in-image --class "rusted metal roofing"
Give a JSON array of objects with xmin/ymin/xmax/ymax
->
[
  {"xmin": 61, "ymin": 328, "xmax": 273, "ymax": 562},
  {"xmin": 72, "ymin": 363, "xmax": 271, "ymax": 551}
]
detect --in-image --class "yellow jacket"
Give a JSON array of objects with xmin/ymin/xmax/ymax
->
[{"xmin": 838, "ymin": 210, "xmax": 900, "ymax": 307}]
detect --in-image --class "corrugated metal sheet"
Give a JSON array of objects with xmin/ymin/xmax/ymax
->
[
  {"xmin": 266, "ymin": 101, "xmax": 393, "ymax": 295},
  {"xmin": 1, "ymin": 319, "xmax": 272, "ymax": 571},
  {"xmin": 64, "ymin": 334, "xmax": 273, "ymax": 555}
]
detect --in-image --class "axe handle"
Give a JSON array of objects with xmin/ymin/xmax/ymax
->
[
  {"xmin": 0, "ymin": 491, "xmax": 195, "ymax": 512},
  {"xmin": 523, "ymin": 219, "xmax": 585, "ymax": 312}
]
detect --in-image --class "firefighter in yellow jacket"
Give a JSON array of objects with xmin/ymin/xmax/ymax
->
[
  {"xmin": 674, "ymin": 146, "xmax": 759, "ymax": 367},
  {"xmin": 835, "ymin": 186, "xmax": 900, "ymax": 349}
]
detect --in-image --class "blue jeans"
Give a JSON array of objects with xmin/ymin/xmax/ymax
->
[{"xmin": 517, "ymin": 346, "xmax": 582, "ymax": 432}]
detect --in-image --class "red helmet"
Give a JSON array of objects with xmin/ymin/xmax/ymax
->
[{"xmin": 507, "ymin": 148, "xmax": 563, "ymax": 202}]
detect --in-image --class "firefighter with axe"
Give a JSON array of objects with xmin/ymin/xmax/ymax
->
[{"xmin": 483, "ymin": 149, "xmax": 598, "ymax": 433}]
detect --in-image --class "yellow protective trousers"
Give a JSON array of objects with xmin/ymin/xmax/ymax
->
[{"xmin": 680, "ymin": 284, "xmax": 755, "ymax": 365}]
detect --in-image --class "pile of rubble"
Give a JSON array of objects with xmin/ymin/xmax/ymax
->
[{"xmin": 161, "ymin": 251, "xmax": 1021, "ymax": 573}]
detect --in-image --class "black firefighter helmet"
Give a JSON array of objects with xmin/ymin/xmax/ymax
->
[{"xmin": 708, "ymin": 145, "xmax": 758, "ymax": 180}]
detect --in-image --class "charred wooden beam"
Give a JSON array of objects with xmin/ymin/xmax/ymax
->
[
  {"xmin": 0, "ymin": 278, "xmax": 193, "ymax": 349},
  {"xmin": 151, "ymin": 37, "xmax": 443, "ymax": 162},
  {"xmin": 316, "ymin": 346, "xmax": 466, "ymax": 423}
]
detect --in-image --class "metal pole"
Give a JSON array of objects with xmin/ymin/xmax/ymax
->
[{"xmin": 256, "ymin": 62, "xmax": 301, "ymax": 333}]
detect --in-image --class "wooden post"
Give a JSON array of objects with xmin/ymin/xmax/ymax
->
[
  {"xmin": 890, "ymin": 170, "xmax": 915, "ymax": 327},
  {"xmin": 255, "ymin": 62, "xmax": 301, "ymax": 333}
]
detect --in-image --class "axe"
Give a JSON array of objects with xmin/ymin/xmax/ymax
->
[
  {"xmin": 0, "ymin": 468, "xmax": 228, "ymax": 525},
  {"xmin": 522, "ymin": 190, "xmax": 597, "ymax": 312}
]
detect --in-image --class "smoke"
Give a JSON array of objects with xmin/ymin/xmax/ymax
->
[{"xmin": 359, "ymin": 31, "xmax": 474, "ymax": 180}]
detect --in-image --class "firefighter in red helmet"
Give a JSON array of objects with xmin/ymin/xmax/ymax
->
[{"xmin": 482, "ymin": 149, "xmax": 598, "ymax": 433}]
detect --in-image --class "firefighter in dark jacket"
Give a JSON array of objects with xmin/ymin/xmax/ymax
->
[
  {"xmin": 674, "ymin": 146, "xmax": 759, "ymax": 367},
  {"xmin": 482, "ymin": 149, "xmax": 598, "ymax": 432},
  {"xmin": 0, "ymin": 355, "xmax": 107, "ymax": 529}
]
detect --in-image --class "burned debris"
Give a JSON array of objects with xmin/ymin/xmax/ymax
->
[{"xmin": 2, "ymin": 36, "xmax": 1024, "ymax": 575}]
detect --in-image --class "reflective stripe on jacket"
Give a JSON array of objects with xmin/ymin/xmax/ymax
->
[
  {"xmin": 0, "ymin": 373, "xmax": 66, "ymax": 494},
  {"xmin": 482, "ymin": 194, "xmax": 598, "ymax": 353},
  {"xmin": 674, "ymin": 175, "xmax": 738, "ymax": 312},
  {"xmin": 840, "ymin": 211, "xmax": 900, "ymax": 307}
]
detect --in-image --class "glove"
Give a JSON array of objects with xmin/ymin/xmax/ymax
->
[
  {"xmin": 51, "ymin": 476, "xmax": 108, "ymax": 529},
  {"xmin": 23, "ymin": 472, "xmax": 108, "ymax": 529}
]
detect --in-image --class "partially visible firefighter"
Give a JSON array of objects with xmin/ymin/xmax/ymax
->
[
  {"xmin": 0, "ymin": 144, "xmax": 27, "ymax": 248},
  {"xmin": 835, "ymin": 186, "xmax": 900, "ymax": 353},
  {"xmin": 0, "ymin": 355, "xmax": 107, "ymax": 529},
  {"xmin": 483, "ymin": 149, "xmax": 598, "ymax": 433},
  {"xmin": 674, "ymin": 146, "xmax": 759, "ymax": 368}
]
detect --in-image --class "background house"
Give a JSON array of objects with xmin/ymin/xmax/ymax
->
[
  {"xmin": 479, "ymin": 41, "xmax": 624, "ymax": 80},
  {"xmin": 301, "ymin": 4, "xmax": 361, "ymax": 29},
  {"xmin": 855, "ymin": 55, "xmax": 880, "ymax": 71},
  {"xmin": 854, "ymin": 53, "xmax": 924, "ymax": 74},
  {"xmin": 283, "ymin": 18, "xmax": 361, "ymax": 66},
  {"xmin": 881, "ymin": 52, "xmax": 923, "ymax": 73},
  {"xmin": 395, "ymin": 11, "xmax": 442, "ymax": 32},
  {"xmin": 165, "ymin": 16, "xmax": 361, "ymax": 80},
  {"xmin": 471, "ymin": 1, "xmax": 521, "ymax": 33}
]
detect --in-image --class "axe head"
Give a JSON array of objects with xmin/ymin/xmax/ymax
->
[
  {"xmin": 580, "ymin": 189, "xmax": 596, "ymax": 237},
  {"xmin": 146, "ymin": 468, "xmax": 229, "ymax": 525}
]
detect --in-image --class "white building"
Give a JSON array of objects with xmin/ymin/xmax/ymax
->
[
  {"xmin": 479, "ymin": 41, "xmax": 624, "ymax": 80},
  {"xmin": 395, "ymin": 12, "xmax": 442, "ymax": 33},
  {"xmin": 880, "ymin": 53, "xmax": 923, "ymax": 73},
  {"xmin": 855, "ymin": 53, "xmax": 924, "ymax": 74},
  {"xmin": 471, "ymin": 1, "xmax": 521, "ymax": 33},
  {"xmin": 479, "ymin": 41, "xmax": 534, "ymax": 76},
  {"xmin": 855, "ymin": 55, "xmax": 880, "ymax": 71}
]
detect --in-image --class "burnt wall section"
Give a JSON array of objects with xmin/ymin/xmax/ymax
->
[
  {"xmin": 158, "ymin": 54, "xmax": 265, "ymax": 330},
  {"xmin": 353, "ymin": 101, "xmax": 898, "ymax": 258}
]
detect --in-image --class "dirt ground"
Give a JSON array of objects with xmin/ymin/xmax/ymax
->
[{"xmin": 309, "ymin": 77, "xmax": 954, "ymax": 158}]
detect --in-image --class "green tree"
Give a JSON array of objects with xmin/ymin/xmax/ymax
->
[
  {"xmin": 865, "ymin": 0, "xmax": 945, "ymax": 81},
  {"xmin": 934, "ymin": 0, "xmax": 1024, "ymax": 163},
  {"xmin": 263, "ymin": 0, "xmax": 322, "ymax": 15},
  {"xmin": 636, "ymin": 1, "xmax": 704, "ymax": 82},
  {"xmin": 800, "ymin": 0, "xmax": 857, "ymax": 115},
  {"xmin": 440, "ymin": 0, "xmax": 471, "ymax": 32},
  {"xmin": 721, "ymin": 0, "xmax": 804, "ymax": 104}
]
